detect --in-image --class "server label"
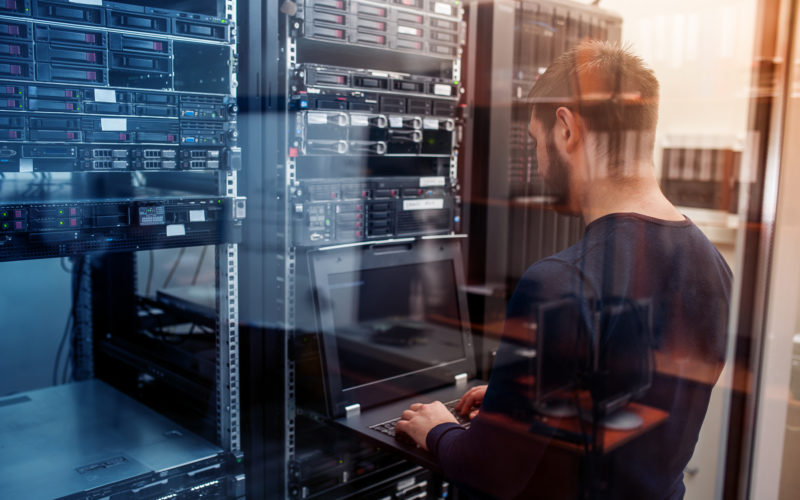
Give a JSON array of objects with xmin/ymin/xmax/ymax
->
[{"xmin": 403, "ymin": 199, "xmax": 444, "ymax": 211}]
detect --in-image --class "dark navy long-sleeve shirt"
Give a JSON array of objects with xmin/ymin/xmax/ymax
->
[{"xmin": 426, "ymin": 213, "xmax": 732, "ymax": 500}]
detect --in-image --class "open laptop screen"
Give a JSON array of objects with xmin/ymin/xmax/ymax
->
[
  {"xmin": 328, "ymin": 259, "xmax": 466, "ymax": 391},
  {"xmin": 310, "ymin": 240, "xmax": 475, "ymax": 416}
]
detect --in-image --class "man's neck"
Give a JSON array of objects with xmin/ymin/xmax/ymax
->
[{"xmin": 579, "ymin": 171, "xmax": 684, "ymax": 225}]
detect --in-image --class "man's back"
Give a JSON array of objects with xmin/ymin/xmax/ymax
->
[{"xmin": 476, "ymin": 213, "xmax": 732, "ymax": 498}]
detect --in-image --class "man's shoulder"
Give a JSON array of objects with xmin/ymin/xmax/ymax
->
[
  {"xmin": 521, "ymin": 255, "xmax": 582, "ymax": 282},
  {"xmin": 514, "ymin": 255, "xmax": 593, "ymax": 304}
]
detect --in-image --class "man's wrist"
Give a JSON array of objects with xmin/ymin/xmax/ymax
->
[{"xmin": 426, "ymin": 422, "xmax": 464, "ymax": 456}]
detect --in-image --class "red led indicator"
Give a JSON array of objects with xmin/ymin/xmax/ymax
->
[
  {"xmin": 356, "ymin": 230, "xmax": 362, "ymax": 237},
  {"xmin": 335, "ymin": 15, "xmax": 343, "ymax": 23},
  {"xmin": 69, "ymin": 208, "xmax": 77, "ymax": 216},
  {"xmin": 9, "ymin": 45, "xmax": 20, "ymax": 55},
  {"xmin": 70, "ymin": 218, "xmax": 77, "ymax": 227},
  {"xmin": 153, "ymin": 42, "xmax": 163, "ymax": 51},
  {"xmin": 65, "ymin": 90, "xmax": 73, "ymax": 97},
  {"xmin": 66, "ymin": 132, "xmax": 75, "ymax": 139},
  {"xmin": 14, "ymin": 221, "xmax": 22, "ymax": 230},
  {"xmin": 356, "ymin": 204, "xmax": 363, "ymax": 210},
  {"xmin": 402, "ymin": 0, "xmax": 413, "ymax": 5},
  {"xmin": 9, "ymin": 26, "xmax": 19, "ymax": 36},
  {"xmin": 5, "ymin": 86, "xmax": 13, "ymax": 93},
  {"xmin": 6, "ymin": 99, "xmax": 14, "ymax": 107},
  {"xmin": 355, "ymin": 222, "xmax": 362, "ymax": 228},
  {"xmin": 119, "ymin": 133, "xmax": 127, "ymax": 140},
  {"xmin": 335, "ymin": 1, "xmax": 343, "ymax": 8},
  {"xmin": 86, "ymin": 71, "xmax": 97, "ymax": 80},
  {"xmin": 167, "ymin": 134, "xmax": 175, "ymax": 142},
  {"xmin": 289, "ymin": 147, "xmax": 298, "ymax": 157},
  {"xmin": 331, "ymin": 192, "xmax": 338, "ymax": 199},
  {"xmin": 14, "ymin": 210, "xmax": 21, "ymax": 218},
  {"xmin": 86, "ymin": 53, "xmax": 96, "ymax": 62},
  {"xmin": 85, "ymin": 34, "xmax": 96, "ymax": 43},
  {"xmin": 65, "ymin": 103, "xmax": 73, "ymax": 110},
  {"xmin": 8, "ymin": 130, "xmax": 17, "ymax": 138},
  {"xmin": 10, "ymin": 64, "xmax": 20, "ymax": 75}
]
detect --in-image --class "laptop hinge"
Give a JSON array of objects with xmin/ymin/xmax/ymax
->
[
  {"xmin": 345, "ymin": 403, "xmax": 361, "ymax": 419},
  {"xmin": 454, "ymin": 372, "xmax": 468, "ymax": 390}
]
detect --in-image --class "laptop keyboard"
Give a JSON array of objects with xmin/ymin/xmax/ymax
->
[{"xmin": 370, "ymin": 400, "xmax": 472, "ymax": 443}]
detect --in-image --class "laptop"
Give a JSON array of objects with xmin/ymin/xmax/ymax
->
[{"xmin": 307, "ymin": 238, "xmax": 485, "ymax": 468}]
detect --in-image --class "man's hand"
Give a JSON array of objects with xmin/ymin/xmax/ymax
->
[
  {"xmin": 395, "ymin": 401, "xmax": 458, "ymax": 450},
  {"xmin": 455, "ymin": 385, "xmax": 487, "ymax": 419}
]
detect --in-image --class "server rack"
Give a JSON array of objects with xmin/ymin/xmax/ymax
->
[
  {"xmin": 0, "ymin": 1, "xmax": 244, "ymax": 498},
  {"xmin": 462, "ymin": 0, "xmax": 621, "ymax": 373},
  {"xmin": 240, "ymin": 0, "xmax": 466, "ymax": 497}
]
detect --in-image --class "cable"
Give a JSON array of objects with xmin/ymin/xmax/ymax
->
[
  {"xmin": 191, "ymin": 245, "xmax": 208, "ymax": 285},
  {"xmin": 52, "ymin": 257, "xmax": 82, "ymax": 385},
  {"xmin": 60, "ymin": 257, "xmax": 72, "ymax": 273},
  {"xmin": 51, "ymin": 315, "xmax": 73, "ymax": 385},
  {"xmin": 145, "ymin": 250, "xmax": 154, "ymax": 296},
  {"xmin": 162, "ymin": 247, "xmax": 186, "ymax": 289}
]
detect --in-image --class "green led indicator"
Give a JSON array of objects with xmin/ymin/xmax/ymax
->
[
  {"xmin": 221, "ymin": 20, "xmax": 227, "ymax": 24},
  {"xmin": 58, "ymin": 210, "xmax": 64, "ymax": 215},
  {"xmin": 453, "ymin": 80, "xmax": 459, "ymax": 85},
  {"xmin": 2, "ymin": 223, "xmax": 8, "ymax": 229},
  {"xmin": 237, "ymin": 458, "xmax": 242, "ymax": 463},
  {"xmin": 59, "ymin": 221, "xmax": 64, "ymax": 225},
  {"xmin": 218, "ymin": 199, "xmax": 222, "ymax": 204},
  {"xmin": 2, "ymin": 212, "xmax": 6, "ymax": 217}
]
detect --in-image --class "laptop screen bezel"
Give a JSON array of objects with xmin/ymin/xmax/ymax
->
[{"xmin": 309, "ymin": 239, "xmax": 476, "ymax": 418}]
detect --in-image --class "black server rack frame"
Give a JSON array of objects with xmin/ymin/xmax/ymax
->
[
  {"xmin": 0, "ymin": 0, "xmax": 245, "ymax": 498},
  {"xmin": 276, "ymin": 0, "xmax": 467, "ymax": 498}
]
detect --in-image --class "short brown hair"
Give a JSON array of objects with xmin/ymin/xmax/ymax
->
[{"xmin": 529, "ymin": 41, "xmax": 659, "ymax": 162}]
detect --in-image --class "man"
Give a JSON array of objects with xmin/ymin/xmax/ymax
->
[{"xmin": 395, "ymin": 41, "xmax": 732, "ymax": 499}]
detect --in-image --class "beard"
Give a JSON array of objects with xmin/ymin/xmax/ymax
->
[{"xmin": 540, "ymin": 140, "xmax": 571, "ymax": 211}]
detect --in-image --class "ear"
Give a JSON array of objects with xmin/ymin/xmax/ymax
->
[{"xmin": 554, "ymin": 106, "xmax": 582, "ymax": 154}]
